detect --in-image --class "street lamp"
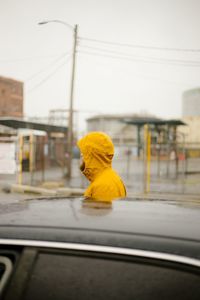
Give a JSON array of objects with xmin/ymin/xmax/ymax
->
[
  {"xmin": 38, "ymin": 19, "xmax": 78, "ymax": 180},
  {"xmin": 38, "ymin": 20, "xmax": 74, "ymax": 30}
]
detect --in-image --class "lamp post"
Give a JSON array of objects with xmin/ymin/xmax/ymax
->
[{"xmin": 38, "ymin": 20, "xmax": 78, "ymax": 180}]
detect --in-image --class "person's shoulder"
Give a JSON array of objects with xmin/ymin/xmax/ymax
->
[{"xmin": 95, "ymin": 168, "xmax": 122, "ymax": 185}]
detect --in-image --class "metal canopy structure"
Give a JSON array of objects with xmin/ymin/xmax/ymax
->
[
  {"xmin": 0, "ymin": 118, "xmax": 68, "ymax": 134},
  {"xmin": 123, "ymin": 118, "xmax": 186, "ymax": 126},
  {"xmin": 122, "ymin": 117, "xmax": 186, "ymax": 157}
]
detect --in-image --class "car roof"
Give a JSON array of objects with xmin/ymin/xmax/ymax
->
[{"xmin": 0, "ymin": 197, "xmax": 200, "ymax": 243}]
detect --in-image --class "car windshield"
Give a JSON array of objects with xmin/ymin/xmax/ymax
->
[{"xmin": 0, "ymin": 0, "xmax": 200, "ymax": 204}]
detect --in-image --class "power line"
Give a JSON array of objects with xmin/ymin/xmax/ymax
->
[
  {"xmin": 77, "ymin": 49, "xmax": 200, "ymax": 67},
  {"xmin": 78, "ymin": 44, "xmax": 200, "ymax": 66},
  {"xmin": 26, "ymin": 52, "xmax": 72, "ymax": 82},
  {"xmin": 0, "ymin": 52, "xmax": 68, "ymax": 63},
  {"xmin": 78, "ymin": 51, "xmax": 194, "ymax": 87},
  {"xmin": 78, "ymin": 36, "xmax": 200, "ymax": 53},
  {"xmin": 26, "ymin": 56, "xmax": 72, "ymax": 93}
]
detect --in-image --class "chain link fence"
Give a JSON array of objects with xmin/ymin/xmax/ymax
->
[
  {"xmin": 112, "ymin": 142, "xmax": 200, "ymax": 195},
  {"xmin": 15, "ymin": 136, "xmax": 200, "ymax": 195}
]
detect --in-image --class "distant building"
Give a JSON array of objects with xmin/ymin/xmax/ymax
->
[
  {"xmin": 182, "ymin": 88, "xmax": 200, "ymax": 117},
  {"xmin": 86, "ymin": 114, "xmax": 143, "ymax": 144},
  {"xmin": 0, "ymin": 76, "xmax": 23, "ymax": 118},
  {"xmin": 86, "ymin": 113, "xmax": 183, "ymax": 144},
  {"xmin": 180, "ymin": 88, "xmax": 200, "ymax": 145},
  {"xmin": 179, "ymin": 116, "xmax": 200, "ymax": 144}
]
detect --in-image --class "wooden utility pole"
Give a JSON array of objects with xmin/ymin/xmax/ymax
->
[
  {"xmin": 67, "ymin": 24, "xmax": 78, "ymax": 179},
  {"xmin": 38, "ymin": 20, "xmax": 78, "ymax": 180}
]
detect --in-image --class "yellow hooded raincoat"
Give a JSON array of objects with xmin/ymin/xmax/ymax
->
[{"xmin": 77, "ymin": 132, "xmax": 126, "ymax": 202}]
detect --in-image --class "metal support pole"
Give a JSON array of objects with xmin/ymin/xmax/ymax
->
[
  {"xmin": 143, "ymin": 125, "xmax": 151, "ymax": 194},
  {"xmin": 18, "ymin": 135, "xmax": 23, "ymax": 185},
  {"xmin": 126, "ymin": 147, "xmax": 131, "ymax": 180},
  {"xmin": 143, "ymin": 126, "xmax": 147, "ymax": 193},
  {"xmin": 157, "ymin": 144, "xmax": 161, "ymax": 177},
  {"xmin": 137, "ymin": 126, "xmax": 140, "ymax": 158},
  {"xmin": 146, "ymin": 130, "xmax": 151, "ymax": 193},
  {"xmin": 41, "ymin": 137, "xmax": 45, "ymax": 183},
  {"xmin": 166, "ymin": 143, "xmax": 170, "ymax": 178},
  {"xmin": 29, "ymin": 133, "xmax": 34, "ymax": 185}
]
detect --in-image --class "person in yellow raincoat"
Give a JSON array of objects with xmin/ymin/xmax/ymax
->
[{"xmin": 77, "ymin": 132, "xmax": 126, "ymax": 202}]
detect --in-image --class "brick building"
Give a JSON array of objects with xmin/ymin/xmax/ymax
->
[{"xmin": 0, "ymin": 76, "xmax": 23, "ymax": 117}]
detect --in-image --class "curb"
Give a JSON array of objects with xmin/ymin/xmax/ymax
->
[
  {"xmin": 11, "ymin": 184, "xmax": 57, "ymax": 196},
  {"xmin": 10, "ymin": 184, "xmax": 84, "ymax": 197}
]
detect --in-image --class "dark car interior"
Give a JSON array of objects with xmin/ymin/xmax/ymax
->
[{"xmin": 1, "ymin": 246, "xmax": 200, "ymax": 300}]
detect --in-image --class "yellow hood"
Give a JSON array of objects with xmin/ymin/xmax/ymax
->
[{"xmin": 77, "ymin": 132, "xmax": 114, "ymax": 181}]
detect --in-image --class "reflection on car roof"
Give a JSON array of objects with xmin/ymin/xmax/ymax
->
[{"xmin": 0, "ymin": 197, "xmax": 200, "ymax": 243}]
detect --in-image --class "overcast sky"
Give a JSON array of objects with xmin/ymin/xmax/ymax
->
[{"xmin": 1, "ymin": 0, "xmax": 200, "ymax": 129}]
